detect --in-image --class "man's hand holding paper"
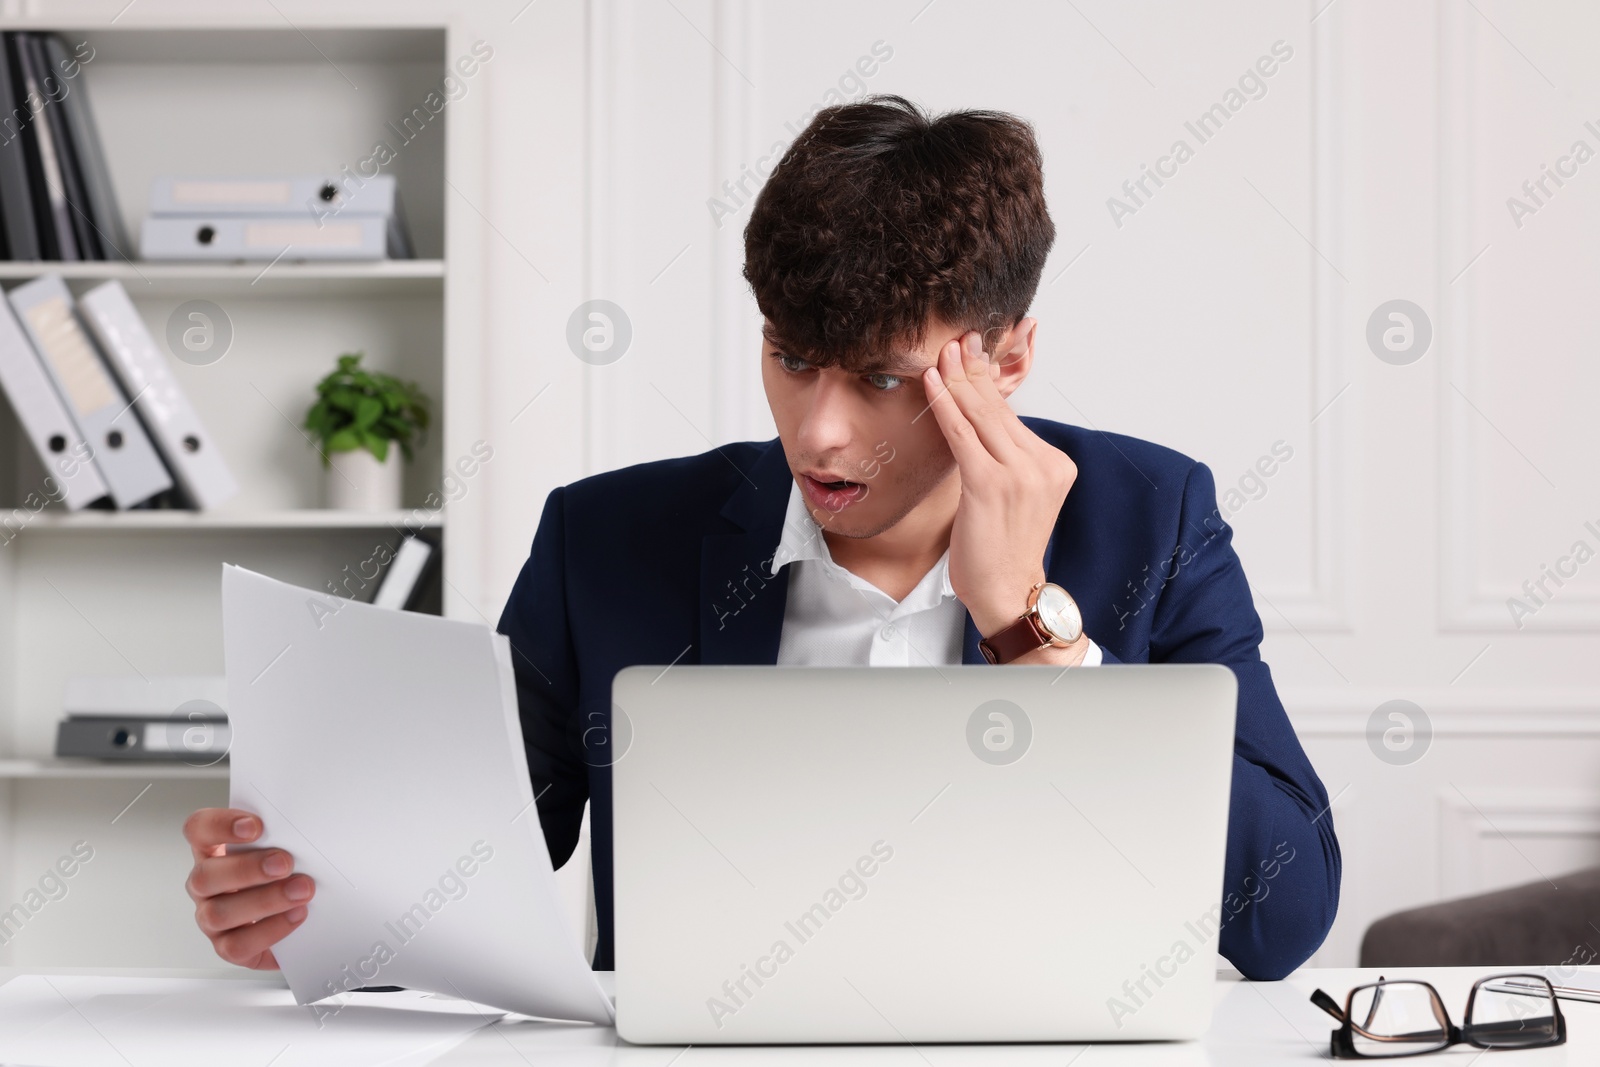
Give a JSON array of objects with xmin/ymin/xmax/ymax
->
[
  {"xmin": 212, "ymin": 564, "xmax": 613, "ymax": 1024},
  {"xmin": 184, "ymin": 807, "xmax": 313, "ymax": 970}
]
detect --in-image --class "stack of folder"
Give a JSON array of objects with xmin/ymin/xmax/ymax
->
[
  {"xmin": 0, "ymin": 275, "xmax": 238, "ymax": 511},
  {"xmin": 0, "ymin": 32, "xmax": 128, "ymax": 262},
  {"xmin": 140, "ymin": 174, "xmax": 415, "ymax": 261}
]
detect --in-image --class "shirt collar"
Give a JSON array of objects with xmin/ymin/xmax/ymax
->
[
  {"xmin": 767, "ymin": 481, "xmax": 827, "ymax": 574},
  {"xmin": 767, "ymin": 481, "xmax": 957, "ymax": 601}
]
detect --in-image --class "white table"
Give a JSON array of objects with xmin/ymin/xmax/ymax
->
[{"xmin": 1, "ymin": 965, "xmax": 1591, "ymax": 1064}]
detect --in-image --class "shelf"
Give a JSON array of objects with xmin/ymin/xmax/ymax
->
[
  {"xmin": 0, "ymin": 261, "xmax": 445, "ymax": 298},
  {"xmin": 15, "ymin": 509, "xmax": 444, "ymax": 532},
  {"xmin": 64, "ymin": 27, "xmax": 447, "ymax": 65},
  {"xmin": 0, "ymin": 759, "xmax": 227, "ymax": 781}
]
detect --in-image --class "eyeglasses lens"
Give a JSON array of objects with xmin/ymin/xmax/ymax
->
[
  {"xmin": 1466, "ymin": 978, "xmax": 1559, "ymax": 1049},
  {"xmin": 1348, "ymin": 982, "xmax": 1449, "ymax": 1057}
]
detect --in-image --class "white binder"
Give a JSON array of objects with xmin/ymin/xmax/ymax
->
[
  {"xmin": 79, "ymin": 280, "xmax": 239, "ymax": 511},
  {"xmin": 7, "ymin": 276, "xmax": 173, "ymax": 509},
  {"xmin": 149, "ymin": 173, "xmax": 401, "ymax": 219},
  {"xmin": 0, "ymin": 297, "xmax": 108, "ymax": 509},
  {"xmin": 139, "ymin": 215, "xmax": 393, "ymax": 261},
  {"xmin": 371, "ymin": 535, "xmax": 436, "ymax": 610}
]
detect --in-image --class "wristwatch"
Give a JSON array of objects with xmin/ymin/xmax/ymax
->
[{"xmin": 978, "ymin": 582, "xmax": 1083, "ymax": 665}]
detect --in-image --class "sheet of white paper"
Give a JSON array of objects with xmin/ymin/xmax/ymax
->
[
  {"xmin": 221, "ymin": 564, "xmax": 615, "ymax": 1025},
  {"xmin": 0, "ymin": 975, "xmax": 498, "ymax": 1067}
]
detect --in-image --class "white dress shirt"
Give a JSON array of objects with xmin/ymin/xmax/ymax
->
[{"xmin": 766, "ymin": 483, "xmax": 1104, "ymax": 667}]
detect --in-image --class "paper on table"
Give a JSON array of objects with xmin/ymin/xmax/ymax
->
[
  {"xmin": 221, "ymin": 564, "xmax": 614, "ymax": 1025},
  {"xmin": 0, "ymin": 975, "xmax": 499, "ymax": 1067}
]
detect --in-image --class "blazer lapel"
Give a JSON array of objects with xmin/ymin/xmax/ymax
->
[
  {"xmin": 960, "ymin": 612, "xmax": 984, "ymax": 664},
  {"xmin": 699, "ymin": 439, "xmax": 794, "ymax": 665}
]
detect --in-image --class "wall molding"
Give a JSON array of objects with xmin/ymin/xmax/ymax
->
[
  {"xmin": 1435, "ymin": 1, "xmax": 1600, "ymax": 633},
  {"xmin": 583, "ymin": 0, "xmax": 620, "ymax": 478},
  {"xmin": 710, "ymin": 0, "xmax": 760, "ymax": 447},
  {"xmin": 1437, "ymin": 787, "xmax": 1600, "ymax": 899},
  {"xmin": 1284, "ymin": 688, "xmax": 1600, "ymax": 737},
  {"xmin": 1275, "ymin": 0, "xmax": 1354, "ymax": 633}
]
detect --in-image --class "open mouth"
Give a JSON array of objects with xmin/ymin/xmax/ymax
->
[{"xmin": 802, "ymin": 473, "xmax": 868, "ymax": 507}]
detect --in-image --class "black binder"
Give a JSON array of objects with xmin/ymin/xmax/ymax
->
[
  {"xmin": 10, "ymin": 32, "xmax": 79, "ymax": 260},
  {"xmin": 46, "ymin": 34, "xmax": 125, "ymax": 260},
  {"xmin": 0, "ymin": 33, "xmax": 41, "ymax": 260},
  {"xmin": 28, "ymin": 33, "xmax": 98, "ymax": 258}
]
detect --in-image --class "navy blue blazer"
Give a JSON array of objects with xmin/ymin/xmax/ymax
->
[{"xmin": 496, "ymin": 416, "xmax": 1341, "ymax": 981}]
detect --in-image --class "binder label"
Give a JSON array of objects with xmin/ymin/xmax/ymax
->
[{"xmin": 24, "ymin": 296, "xmax": 116, "ymax": 416}]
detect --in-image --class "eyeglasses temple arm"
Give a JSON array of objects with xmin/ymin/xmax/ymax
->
[{"xmin": 1310, "ymin": 988, "xmax": 1347, "ymax": 1023}]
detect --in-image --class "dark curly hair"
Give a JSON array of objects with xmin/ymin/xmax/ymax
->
[{"xmin": 743, "ymin": 94, "xmax": 1055, "ymax": 373}]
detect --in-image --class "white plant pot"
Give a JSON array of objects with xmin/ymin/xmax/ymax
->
[{"xmin": 326, "ymin": 446, "xmax": 403, "ymax": 512}]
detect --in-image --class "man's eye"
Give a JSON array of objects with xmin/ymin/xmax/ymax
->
[
  {"xmin": 865, "ymin": 373, "xmax": 904, "ymax": 392},
  {"xmin": 774, "ymin": 353, "xmax": 809, "ymax": 373}
]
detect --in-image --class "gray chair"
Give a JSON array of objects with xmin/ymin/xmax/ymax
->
[{"xmin": 1361, "ymin": 867, "xmax": 1600, "ymax": 967}]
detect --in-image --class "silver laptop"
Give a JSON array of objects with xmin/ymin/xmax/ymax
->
[{"xmin": 610, "ymin": 664, "xmax": 1237, "ymax": 1045}]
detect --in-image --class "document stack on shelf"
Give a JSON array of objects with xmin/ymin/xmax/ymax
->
[
  {"xmin": 0, "ymin": 275, "xmax": 237, "ymax": 511},
  {"xmin": 0, "ymin": 31, "xmax": 128, "ymax": 262},
  {"xmin": 140, "ymin": 174, "xmax": 415, "ymax": 261}
]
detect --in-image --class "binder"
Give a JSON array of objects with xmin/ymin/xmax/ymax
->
[
  {"xmin": 147, "ymin": 173, "xmax": 413, "ymax": 259},
  {"xmin": 11, "ymin": 33, "xmax": 79, "ymax": 259},
  {"xmin": 27, "ymin": 34, "xmax": 99, "ymax": 259},
  {"xmin": 7, "ymin": 275, "xmax": 172, "ymax": 508},
  {"xmin": 150, "ymin": 173, "xmax": 402, "ymax": 218},
  {"xmin": 56, "ymin": 714, "xmax": 230, "ymax": 761},
  {"xmin": 371, "ymin": 532, "xmax": 441, "ymax": 611},
  {"xmin": 139, "ymin": 214, "xmax": 393, "ymax": 260},
  {"xmin": 0, "ymin": 295, "xmax": 107, "ymax": 508},
  {"xmin": 56, "ymin": 670, "xmax": 229, "ymax": 762},
  {"xmin": 0, "ymin": 34, "xmax": 41, "ymax": 261},
  {"xmin": 79, "ymin": 279, "xmax": 238, "ymax": 510},
  {"xmin": 46, "ymin": 34, "xmax": 126, "ymax": 260}
]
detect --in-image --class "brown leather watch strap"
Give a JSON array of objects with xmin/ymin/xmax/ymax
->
[{"xmin": 978, "ymin": 613, "xmax": 1052, "ymax": 665}]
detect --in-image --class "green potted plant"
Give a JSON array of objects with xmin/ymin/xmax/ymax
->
[{"xmin": 302, "ymin": 352, "xmax": 431, "ymax": 511}]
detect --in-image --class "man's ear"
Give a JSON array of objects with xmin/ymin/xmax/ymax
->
[{"xmin": 989, "ymin": 317, "xmax": 1036, "ymax": 399}]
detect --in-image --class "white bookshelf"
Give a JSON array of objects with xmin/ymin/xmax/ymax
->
[
  {"xmin": 17, "ymin": 509, "xmax": 444, "ymax": 531},
  {"xmin": 0, "ymin": 11, "xmax": 480, "ymax": 970},
  {"xmin": 0, "ymin": 760, "xmax": 228, "ymax": 781},
  {"xmin": 0, "ymin": 260, "xmax": 446, "ymax": 297}
]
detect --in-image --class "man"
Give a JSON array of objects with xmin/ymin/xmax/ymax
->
[{"xmin": 184, "ymin": 95, "xmax": 1340, "ymax": 982}]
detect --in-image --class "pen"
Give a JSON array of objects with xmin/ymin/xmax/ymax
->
[{"xmin": 1481, "ymin": 978, "xmax": 1600, "ymax": 1005}]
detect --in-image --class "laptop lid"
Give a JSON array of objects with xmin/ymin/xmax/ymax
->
[{"xmin": 611, "ymin": 664, "xmax": 1237, "ymax": 1044}]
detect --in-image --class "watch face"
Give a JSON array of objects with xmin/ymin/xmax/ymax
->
[{"xmin": 1035, "ymin": 583, "xmax": 1082, "ymax": 643}]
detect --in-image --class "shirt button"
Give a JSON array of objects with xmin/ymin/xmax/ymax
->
[{"xmin": 880, "ymin": 624, "xmax": 897, "ymax": 640}]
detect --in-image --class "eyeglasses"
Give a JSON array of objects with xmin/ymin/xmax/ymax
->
[{"xmin": 1310, "ymin": 973, "xmax": 1566, "ymax": 1058}]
